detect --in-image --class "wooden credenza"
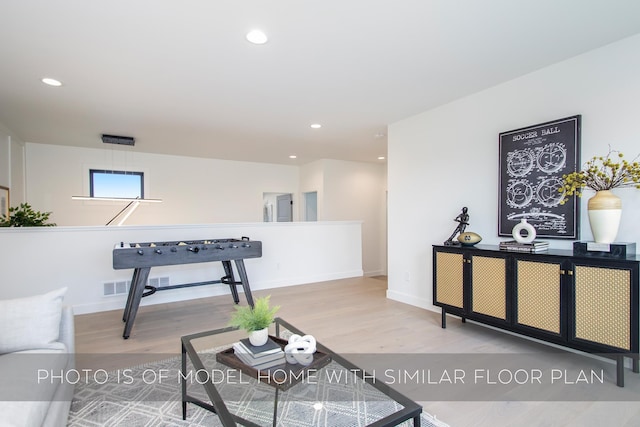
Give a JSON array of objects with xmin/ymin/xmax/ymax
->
[{"xmin": 432, "ymin": 244, "xmax": 640, "ymax": 387}]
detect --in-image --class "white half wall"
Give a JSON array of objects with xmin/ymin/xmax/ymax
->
[
  {"xmin": 0, "ymin": 221, "xmax": 363, "ymax": 314},
  {"xmin": 387, "ymin": 34, "xmax": 640, "ymax": 310}
]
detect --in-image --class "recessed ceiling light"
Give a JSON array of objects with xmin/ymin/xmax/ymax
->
[
  {"xmin": 310, "ymin": 124, "xmax": 322, "ymax": 129},
  {"xmin": 246, "ymin": 30, "xmax": 268, "ymax": 45},
  {"xmin": 289, "ymin": 155, "xmax": 297, "ymax": 159},
  {"xmin": 378, "ymin": 156, "xmax": 386, "ymax": 160},
  {"xmin": 41, "ymin": 77, "xmax": 62, "ymax": 87}
]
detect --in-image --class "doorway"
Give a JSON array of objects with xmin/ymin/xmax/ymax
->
[
  {"xmin": 303, "ymin": 191, "xmax": 318, "ymax": 221},
  {"xmin": 263, "ymin": 192, "xmax": 293, "ymax": 222}
]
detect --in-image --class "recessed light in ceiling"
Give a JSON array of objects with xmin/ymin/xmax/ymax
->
[
  {"xmin": 41, "ymin": 77, "xmax": 62, "ymax": 87},
  {"xmin": 289, "ymin": 155, "xmax": 297, "ymax": 159},
  {"xmin": 378, "ymin": 156, "xmax": 386, "ymax": 160},
  {"xmin": 246, "ymin": 30, "xmax": 268, "ymax": 45},
  {"xmin": 310, "ymin": 124, "xmax": 322, "ymax": 129}
]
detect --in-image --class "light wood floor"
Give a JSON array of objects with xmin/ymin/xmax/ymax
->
[{"xmin": 75, "ymin": 276, "xmax": 640, "ymax": 427}]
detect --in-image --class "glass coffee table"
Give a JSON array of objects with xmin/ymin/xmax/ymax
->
[{"xmin": 181, "ymin": 317, "xmax": 422, "ymax": 426}]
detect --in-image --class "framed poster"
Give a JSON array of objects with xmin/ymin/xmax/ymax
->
[
  {"xmin": 498, "ymin": 115, "xmax": 581, "ymax": 239},
  {"xmin": 0, "ymin": 185, "xmax": 8, "ymax": 219}
]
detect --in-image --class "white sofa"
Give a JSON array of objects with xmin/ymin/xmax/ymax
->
[{"xmin": 0, "ymin": 289, "xmax": 75, "ymax": 427}]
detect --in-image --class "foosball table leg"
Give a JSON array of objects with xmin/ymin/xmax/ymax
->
[
  {"xmin": 235, "ymin": 259, "xmax": 255, "ymax": 308},
  {"xmin": 122, "ymin": 267, "xmax": 151, "ymax": 339},
  {"xmin": 222, "ymin": 260, "xmax": 240, "ymax": 304},
  {"xmin": 123, "ymin": 268, "xmax": 141, "ymax": 322}
]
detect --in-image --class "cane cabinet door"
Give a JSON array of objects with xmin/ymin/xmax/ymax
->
[
  {"xmin": 434, "ymin": 250, "xmax": 465, "ymax": 311},
  {"xmin": 514, "ymin": 258, "xmax": 564, "ymax": 339},
  {"xmin": 569, "ymin": 262, "xmax": 637, "ymax": 353},
  {"xmin": 469, "ymin": 254, "xmax": 508, "ymax": 323}
]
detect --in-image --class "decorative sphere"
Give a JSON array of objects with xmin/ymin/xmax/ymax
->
[{"xmin": 457, "ymin": 231, "xmax": 482, "ymax": 246}]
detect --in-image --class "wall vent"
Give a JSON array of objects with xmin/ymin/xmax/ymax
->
[
  {"xmin": 115, "ymin": 281, "xmax": 128, "ymax": 294},
  {"xmin": 103, "ymin": 280, "xmax": 130, "ymax": 296},
  {"xmin": 103, "ymin": 277, "xmax": 167, "ymax": 296},
  {"xmin": 103, "ymin": 282, "xmax": 115, "ymax": 296}
]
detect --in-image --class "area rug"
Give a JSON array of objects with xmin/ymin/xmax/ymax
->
[{"xmin": 68, "ymin": 353, "xmax": 449, "ymax": 427}]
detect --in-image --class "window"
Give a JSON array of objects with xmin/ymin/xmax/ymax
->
[{"xmin": 90, "ymin": 170, "xmax": 144, "ymax": 199}]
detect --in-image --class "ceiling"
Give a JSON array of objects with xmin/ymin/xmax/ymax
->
[{"xmin": 1, "ymin": 1, "xmax": 640, "ymax": 166}]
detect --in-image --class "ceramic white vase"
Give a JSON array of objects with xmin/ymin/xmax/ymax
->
[
  {"xmin": 587, "ymin": 190, "xmax": 622, "ymax": 244},
  {"xmin": 248, "ymin": 327, "xmax": 269, "ymax": 346},
  {"xmin": 512, "ymin": 218, "xmax": 536, "ymax": 243}
]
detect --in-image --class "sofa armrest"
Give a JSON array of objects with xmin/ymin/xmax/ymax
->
[{"xmin": 59, "ymin": 305, "xmax": 75, "ymax": 355}]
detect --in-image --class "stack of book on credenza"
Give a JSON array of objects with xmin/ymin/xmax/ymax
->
[
  {"xmin": 499, "ymin": 240, "xmax": 549, "ymax": 253},
  {"xmin": 233, "ymin": 337, "xmax": 286, "ymax": 370}
]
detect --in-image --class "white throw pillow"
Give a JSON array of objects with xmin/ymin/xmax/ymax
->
[{"xmin": 0, "ymin": 287, "xmax": 67, "ymax": 353}]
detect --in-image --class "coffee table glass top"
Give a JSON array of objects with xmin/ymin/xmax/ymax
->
[{"xmin": 181, "ymin": 318, "xmax": 422, "ymax": 426}]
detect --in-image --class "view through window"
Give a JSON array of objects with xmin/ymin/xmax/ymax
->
[{"xmin": 90, "ymin": 169, "xmax": 144, "ymax": 198}]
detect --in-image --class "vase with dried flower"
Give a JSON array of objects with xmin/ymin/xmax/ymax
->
[{"xmin": 560, "ymin": 148, "xmax": 640, "ymax": 243}]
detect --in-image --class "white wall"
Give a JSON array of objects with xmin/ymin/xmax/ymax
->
[
  {"xmin": 10, "ymin": 137, "xmax": 25, "ymax": 205},
  {"xmin": 322, "ymin": 160, "xmax": 387, "ymax": 276},
  {"xmin": 299, "ymin": 159, "xmax": 387, "ymax": 276},
  {"xmin": 20, "ymin": 143, "xmax": 387, "ymax": 274},
  {"xmin": 0, "ymin": 123, "xmax": 25, "ymax": 205},
  {"xmin": 25, "ymin": 143, "xmax": 299, "ymax": 226},
  {"xmin": 387, "ymin": 34, "xmax": 640, "ymax": 310},
  {"xmin": 0, "ymin": 221, "xmax": 363, "ymax": 314},
  {"xmin": 0, "ymin": 126, "xmax": 9, "ymax": 187}
]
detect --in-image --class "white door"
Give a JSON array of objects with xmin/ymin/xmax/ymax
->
[{"xmin": 276, "ymin": 194, "xmax": 293, "ymax": 222}]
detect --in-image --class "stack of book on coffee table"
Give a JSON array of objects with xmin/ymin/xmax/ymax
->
[
  {"xmin": 499, "ymin": 240, "xmax": 549, "ymax": 253},
  {"xmin": 232, "ymin": 337, "xmax": 286, "ymax": 370}
]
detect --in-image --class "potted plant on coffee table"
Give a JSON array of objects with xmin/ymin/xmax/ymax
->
[{"xmin": 228, "ymin": 295, "xmax": 280, "ymax": 346}]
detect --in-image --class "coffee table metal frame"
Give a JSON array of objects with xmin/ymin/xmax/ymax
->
[{"xmin": 181, "ymin": 317, "xmax": 422, "ymax": 426}]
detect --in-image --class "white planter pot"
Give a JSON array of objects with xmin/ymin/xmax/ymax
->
[
  {"xmin": 248, "ymin": 327, "xmax": 269, "ymax": 346},
  {"xmin": 587, "ymin": 190, "xmax": 622, "ymax": 244}
]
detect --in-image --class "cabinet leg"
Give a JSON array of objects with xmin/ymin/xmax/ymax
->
[
  {"xmin": 441, "ymin": 308, "xmax": 446, "ymax": 329},
  {"xmin": 616, "ymin": 355, "xmax": 625, "ymax": 387},
  {"xmin": 633, "ymin": 356, "xmax": 639, "ymax": 374},
  {"xmin": 461, "ymin": 317, "xmax": 466, "ymax": 323}
]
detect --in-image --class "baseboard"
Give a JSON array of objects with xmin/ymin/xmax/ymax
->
[
  {"xmin": 364, "ymin": 269, "xmax": 385, "ymax": 277},
  {"xmin": 385, "ymin": 289, "xmax": 431, "ymax": 310}
]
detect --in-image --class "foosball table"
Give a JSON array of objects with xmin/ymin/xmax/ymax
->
[{"xmin": 113, "ymin": 237, "xmax": 262, "ymax": 339}]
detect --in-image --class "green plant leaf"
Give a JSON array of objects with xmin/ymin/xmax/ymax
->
[
  {"xmin": 228, "ymin": 295, "xmax": 280, "ymax": 332},
  {"xmin": 0, "ymin": 203, "xmax": 56, "ymax": 227}
]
